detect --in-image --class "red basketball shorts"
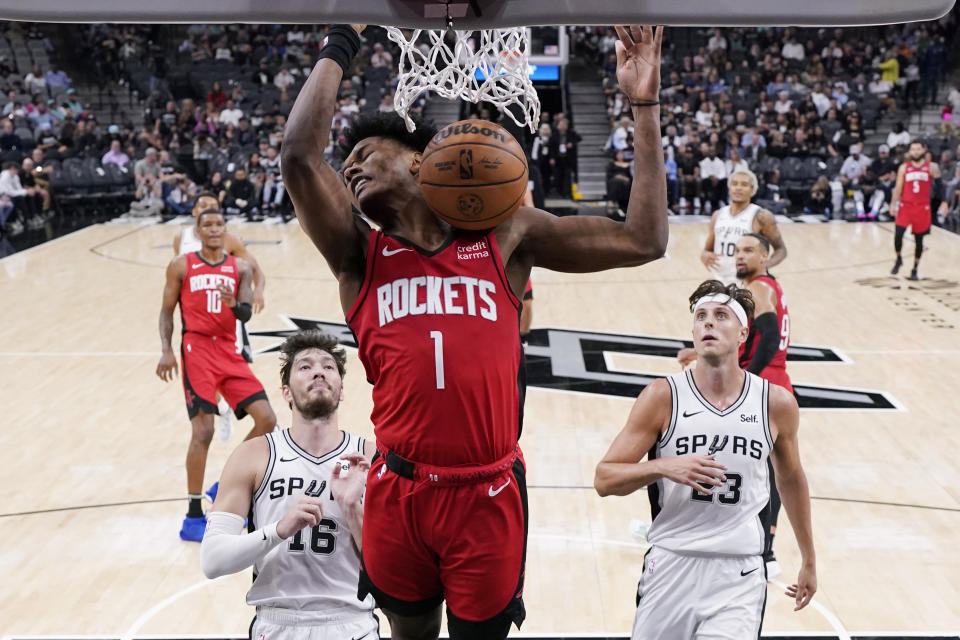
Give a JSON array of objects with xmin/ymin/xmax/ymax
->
[
  {"xmin": 895, "ymin": 203, "xmax": 931, "ymax": 234},
  {"xmin": 359, "ymin": 448, "xmax": 527, "ymax": 625},
  {"xmin": 180, "ymin": 332, "xmax": 266, "ymax": 419}
]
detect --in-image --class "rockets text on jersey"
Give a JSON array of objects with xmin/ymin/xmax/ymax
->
[
  {"xmin": 348, "ymin": 229, "xmax": 523, "ymax": 467},
  {"xmin": 902, "ymin": 160, "xmax": 932, "ymax": 209}
]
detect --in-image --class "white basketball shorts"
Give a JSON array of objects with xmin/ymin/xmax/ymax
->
[
  {"xmin": 632, "ymin": 546, "xmax": 767, "ymax": 640},
  {"xmin": 251, "ymin": 607, "xmax": 378, "ymax": 640}
]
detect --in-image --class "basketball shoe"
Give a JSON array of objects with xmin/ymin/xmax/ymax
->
[
  {"xmin": 179, "ymin": 515, "xmax": 207, "ymax": 542},
  {"xmin": 891, "ymin": 255, "xmax": 903, "ymax": 275},
  {"xmin": 205, "ymin": 481, "xmax": 219, "ymax": 503},
  {"xmin": 217, "ymin": 399, "xmax": 233, "ymax": 441}
]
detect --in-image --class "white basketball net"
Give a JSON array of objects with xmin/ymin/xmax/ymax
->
[{"xmin": 385, "ymin": 27, "xmax": 540, "ymax": 133}]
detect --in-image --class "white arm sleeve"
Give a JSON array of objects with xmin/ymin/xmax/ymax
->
[{"xmin": 200, "ymin": 511, "xmax": 284, "ymax": 579}]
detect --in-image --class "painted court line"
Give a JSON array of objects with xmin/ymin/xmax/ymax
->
[
  {"xmin": 0, "ymin": 351, "xmax": 156, "ymax": 357},
  {"xmin": 769, "ymin": 579, "xmax": 850, "ymax": 640},
  {"xmin": 121, "ymin": 577, "xmax": 227, "ymax": 640}
]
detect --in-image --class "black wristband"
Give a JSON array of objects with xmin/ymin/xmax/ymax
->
[
  {"xmin": 630, "ymin": 100, "xmax": 660, "ymax": 107},
  {"xmin": 317, "ymin": 25, "xmax": 362, "ymax": 74},
  {"xmin": 231, "ymin": 302, "xmax": 253, "ymax": 323}
]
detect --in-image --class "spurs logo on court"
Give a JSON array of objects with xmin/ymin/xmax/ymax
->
[
  {"xmin": 250, "ymin": 319, "xmax": 901, "ymax": 411},
  {"xmin": 855, "ymin": 277, "xmax": 958, "ymax": 329}
]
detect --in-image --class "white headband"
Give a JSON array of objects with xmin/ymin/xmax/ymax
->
[{"xmin": 693, "ymin": 294, "xmax": 748, "ymax": 327}]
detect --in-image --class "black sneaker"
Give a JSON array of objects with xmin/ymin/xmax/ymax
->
[
  {"xmin": 891, "ymin": 255, "xmax": 903, "ymax": 275},
  {"xmin": 907, "ymin": 268, "xmax": 919, "ymax": 281}
]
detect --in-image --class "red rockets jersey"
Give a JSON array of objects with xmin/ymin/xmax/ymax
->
[
  {"xmin": 179, "ymin": 251, "xmax": 239, "ymax": 340},
  {"xmin": 739, "ymin": 275, "xmax": 790, "ymax": 388},
  {"xmin": 902, "ymin": 160, "xmax": 932, "ymax": 209},
  {"xmin": 347, "ymin": 229, "xmax": 523, "ymax": 467}
]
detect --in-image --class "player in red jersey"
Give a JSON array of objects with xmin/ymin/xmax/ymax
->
[
  {"xmin": 282, "ymin": 23, "xmax": 667, "ymax": 640},
  {"xmin": 734, "ymin": 233, "xmax": 791, "ymax": 579},
  {"xmin": 156, "ymin": 210, "xmax": 277, "ymax": 542},
  {"xmin": 890, "ymin": 140, "xmax": 942, "ymax": 281}
]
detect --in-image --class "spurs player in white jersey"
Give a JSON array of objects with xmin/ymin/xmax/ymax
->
[
  {"xmin": 701, "ymin": 169, "xmax": 787, "ymax": 285},
  {"xmin": 595, "ymin": 280, "xmax": 815, "ymax": 639},
  {"xmin": 201, "ymin": 330, "xmax": 378, "ymax": 640},
  {"xmin": 176, "ymin": 194, "xmax": 267, "ymax": 441}
]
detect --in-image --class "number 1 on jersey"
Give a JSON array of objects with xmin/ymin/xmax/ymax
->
[{"xmin": 430, "ymin": 331, "xmax": 445, "ymax": 389}]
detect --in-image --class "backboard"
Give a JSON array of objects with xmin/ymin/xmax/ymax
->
[{"xmin": 0, "ymin": 0, "xmax": 954, "ymax": 26}]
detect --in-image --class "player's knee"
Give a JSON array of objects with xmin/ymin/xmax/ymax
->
[
  {"xmin": 190, "ymin": 420, "xmax": 215, "ymax": 446},
  {"xmin": 252, "ymin": 408, "xmax": 276, "ymax": 435},
  {"xmin": 383, "ymin": 608, "xmax": 441, "ymax": 640},
  {"xmin": 446, "ymin": 608, "xmax": 514, "ymax": 640}
]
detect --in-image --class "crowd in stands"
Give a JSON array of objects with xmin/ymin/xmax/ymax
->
[
  {"xmin": 575, "ymin": 18, "xmax": 959, "ymax": 220},
  {"xmin": 3, "ymin": 18, "xmax": 960, "ymax": 240}
]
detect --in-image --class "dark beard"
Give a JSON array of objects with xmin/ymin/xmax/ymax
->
[
  {"xmin": 736, "ymin": 268, "xmax": 749, "ymax": 280},
  {"xmin": 292, "ymin": 392, "xmax": 339, "ymax": 420}
]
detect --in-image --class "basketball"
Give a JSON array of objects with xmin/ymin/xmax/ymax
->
[{"xmin": 418, "ymin": 119, "xmax": 528, "ymax": 230}]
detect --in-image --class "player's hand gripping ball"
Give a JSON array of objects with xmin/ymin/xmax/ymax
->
[{"xmin": 418, "ymin": 119, "xmax": 528, "ymax": 230}]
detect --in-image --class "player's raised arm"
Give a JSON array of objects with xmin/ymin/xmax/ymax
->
[
  {"xmin": 281, "ymin": 24, "xmax": 367, "ymax": 279},
  {"xmin": 594, "ymin": 379, "xmax": 726, "ymax": 497},
  {"xmin": 504, "ymin": 25, "xmax": 667, "ymax": 273},
  {"xmin": 156, "ymin": 256, "xmax": 185, "ymax": 382},
  {"xmin": 768, "ymin": 385, "xmax": 817, "ymax": 611}
]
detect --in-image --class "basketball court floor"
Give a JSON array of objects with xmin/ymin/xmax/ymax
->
[{"xmin": 0, "ymin": 216, "xmax": 958, "ymax": 639}]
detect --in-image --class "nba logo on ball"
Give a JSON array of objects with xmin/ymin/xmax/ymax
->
[
  {"xmin": 459, "ymin": 149, "xmax": 474, "ymax": 179},
  {"xmin": 419, "ymin": 119, "xmax": 528, "ymax": 230}
]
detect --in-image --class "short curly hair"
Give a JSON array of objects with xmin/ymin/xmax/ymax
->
[
  {"xmin": 341, "ymin": 112, "xmax": 438, "ymax": 157},
  {"xmin": 278, "ymin": 330, "xmax": 347, "ymax": 387},
  {"xmin": 688, "ymin": 279, "xmax": 756, "ymax": 321}
]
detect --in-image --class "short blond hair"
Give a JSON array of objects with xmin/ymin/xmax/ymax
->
[{"xmin": 729, "ymin": 168, "xmax": 758, "ymax": 195}]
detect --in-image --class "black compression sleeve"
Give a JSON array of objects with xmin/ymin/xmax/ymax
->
[
  {"xmin": 746, "ymin": 312, "xmax": 780, "ymax": 374},
  {"xmin": 231, "ymin": 302, "xmax": 253, "ymax": 323}
]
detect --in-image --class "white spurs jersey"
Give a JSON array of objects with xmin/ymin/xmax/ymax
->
[
  {"xmin": 712, "ymin": 203, "xmax": 759, "ymax": 285},
  {"xmin": 646, "ymin": 369, "xmax": 773, "ymax": 556},
  {"xmin": 178, "ymin": 226, "xmax": 202, "ymax": 255},
  {"xmin": 247, "ymin": 428, "xmax": 376, "ymax": 616}
]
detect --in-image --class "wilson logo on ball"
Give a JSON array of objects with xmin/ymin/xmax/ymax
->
[{"xmin": 433, "ymin": 123, "xmax": 508, "ymax": 144}]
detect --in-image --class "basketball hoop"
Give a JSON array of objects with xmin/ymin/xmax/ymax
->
[{"xmin": 385, "ymin": 26, "xmax": 540, "ymax": 133}]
